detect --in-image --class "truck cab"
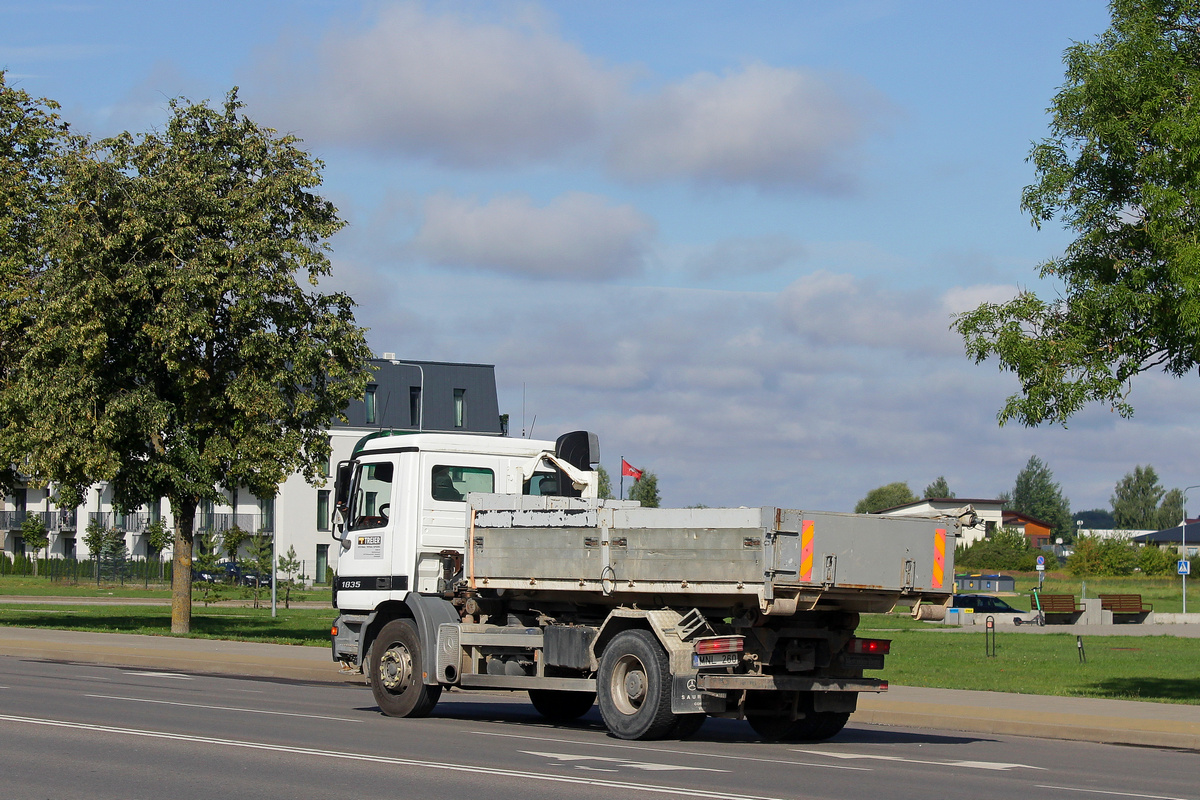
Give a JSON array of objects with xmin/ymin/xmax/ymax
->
[{"xmin": 329, "ymin": 430, "xmax": 597, "ymax": 666}]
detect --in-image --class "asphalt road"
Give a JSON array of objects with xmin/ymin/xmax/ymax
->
[{"xmin": 0, "ymin": 654, "xmax": 1195, "ymax": 800}]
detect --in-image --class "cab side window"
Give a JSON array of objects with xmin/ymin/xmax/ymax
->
[
  {"xmin": 522, "ymin": 471, "xmax": 559, "ymax": 496},
  {"xmin": 431, "ymin": 465, "xmax": 494, "ymax": 502}
]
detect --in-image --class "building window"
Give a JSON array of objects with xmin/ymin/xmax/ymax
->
[
  {"xmin": 149, "ymin": 499, "xmax": 161, "ymax": 524},
  {"xmin": 259, "ymin": 496, "xmax": 275, "ymax": 532},
  {"xmin": 365, "ymin": 385, "xmax": 377, "ymax": 425},
  {"xmin": 317, "ymin": 490, "xmax": 330, "ymax": 532},
  {"xmin": 409, "ymin": 386, "xmax": 422, "ymax": 428},
  {"xmin": 316, "ymin": 543, "xmax": 330, "ymax": 584},
  {"xmin": 453, "ymin": 388, "xmax": 465, "ymax": 428},
  {"xmin": 322, "ymin": 436, "xmax": 332, "ymax": 477}
]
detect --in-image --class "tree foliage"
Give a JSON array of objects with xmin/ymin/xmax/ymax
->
[
  {"xmin": 0, "ymin": 74, "xmax": 80, "ymax": 493},
  {"xmin": 1067, "ymin": 534, "xmax": 1139, "ymax": 576},
  {"xmin": 923, "ymin": 476, "xmax": 954, "ymax": 500},
  {"xmin": 954, "ymin": 1, "xmax": 1200, "ymax": 425},
  {"xmin": 277, "ymin": 544, "xmax": 302, "ymax": 609},
  {"xmin": 1111, "ymin": 465, "xmax": 1165, "ymax": 528},
  {"xmin": 0, "ymin": 90, "xmax": 373, "ymax": 632},
  {"xmin": 854, "ymin": 482, "xmax": 917, "ymax": 514},
  {"xmin": 628, "ymin": 471, "xmax": 660, "ymax": 508},
  {"xmin": 1011, "ymin": 456, "xmax": 1074, "ymax": 541},
  {"xmin": 19, "ymin": 514, "xmax": 48, "ymax": 575},
  {"xmin": 595, "ymin": 465, "xmax": 613, "ymax": 500},
  {"xmin": 955, "ymin": 528, "xmax": 1038, "ymax": 571},
  {"xmin": 1158, "ymin": 487, "xmax": 1184, "ymax": 531},
  {"xmin": 1110, "ymin": 464, "xmax": 1179, "ymax": 529}
]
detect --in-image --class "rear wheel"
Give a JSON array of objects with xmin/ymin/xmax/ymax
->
[
  {"xmin": 668, "ymin": 713, "xmax": 706, "ymax": 739},
  {"xmin": 529, "ymin": 689, "xmax": 596, "ymax": 722},
  {"xmin": 748, "ymin": 710, "xmax": 850, "ymax": 742},
  {"xmin": 597, "ymin": 629, "xmax": 676, "ymax": 740},
  {"xmin": 369, "ymin": 619, "xmax": 441, "ymax": 718}
]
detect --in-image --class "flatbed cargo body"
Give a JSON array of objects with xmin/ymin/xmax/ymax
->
[{"xmin": 468, "ymin": 496, "xmax": 953, "ymax": 615}]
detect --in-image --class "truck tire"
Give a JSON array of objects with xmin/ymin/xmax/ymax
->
[
  {"xmin": 369, "ymin": 619, "xmax": 441, "ymax": 718},
  {"xmin": 748, "ymin": 710, "xmax": 850, "ymax": 742},
  {"xmin": 668, "ymin": 713, "xmax": 706, "ymax": 739},
  {"xmin": 597, "ymin": 629, "xmax": 676, "ymax": 740},
  {"xmin": 528, "ymin": 689, "xmax": 596, "ymax": 722}
]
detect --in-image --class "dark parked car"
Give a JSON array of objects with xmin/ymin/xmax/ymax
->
[
  {"xmin": 952, "ymin": 594, "xmax": 1026, "ymax": 614},
  {"xmin": 191, "ymin": 567, "xmax": 218, "ymax": 583}
]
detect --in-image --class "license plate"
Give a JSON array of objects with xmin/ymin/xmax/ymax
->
[{"xmin": 693, "ymin": 652, "xmax": 740, "ymax": 668}]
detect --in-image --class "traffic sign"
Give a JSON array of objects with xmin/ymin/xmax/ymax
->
[
  {"xmin": 1180, "ymin": 560, "xmax": 1191, "ymax": 576},
  {"xmin": 1036, "ymin": 555, "xmax": 1046, "ymax": 566},
  {"xmin": 1036, "ymin": 564, "xmax": 1045, "ymax": 572}
]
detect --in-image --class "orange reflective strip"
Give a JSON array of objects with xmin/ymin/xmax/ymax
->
[
  {"xmin": 799, "ymin": 520, "xmax": 814, "ymax": 582},
  {"xmin": 932, "ymin": 528, "xmax": 946, "ymax": 588}
]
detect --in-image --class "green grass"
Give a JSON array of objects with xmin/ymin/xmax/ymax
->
[
  {"xmin": 0, "ymin": 574, "xmax": 333, "ymax": 604},
  {"xmin": 0, "ymin": 603, "xmax": 333, "ymax": 646},
  {"xmin": 858, "ymin": 616, "xmax": 1200, "ymax": 704}
]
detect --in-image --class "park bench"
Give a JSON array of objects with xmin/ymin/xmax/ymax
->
[
  {"xmin": 1099, "ymin": 594, "xmax": 1153, "ymax": 620},
  {"xmin": 1036, "ymin": 594, "xmax": 1083, "ymax": 621}
]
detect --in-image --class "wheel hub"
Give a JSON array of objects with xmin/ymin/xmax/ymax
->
[
  {"xmin": 623, "ymin": 670, "xmax": 647, "ymax": 703},
  {"xmin": 379, "ymin": 644, "xmax": 412, "ymax": 691}
]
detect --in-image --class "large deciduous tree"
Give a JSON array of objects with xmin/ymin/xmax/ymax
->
[
  {"xmin": 854, "ymin": 482, "xmax": 917, "ymax": 514},
  {"xmin": 1110, "ymin": 464, "xmax": 1166, "ymax": 529},
  {"xmin": 2, "ymin": 90, "xmax": 372, "ymax": 632},
  {"xmin": 0, "ymin": 74, "xmax": 80, "ymax": 492},
  {"xmin": 954, "ymin": 1, "xmax": 1200, "ymax": 425},
  {"xmin": 1011, "ymin": 456, "xmax": 1074, "ymax": 541}
]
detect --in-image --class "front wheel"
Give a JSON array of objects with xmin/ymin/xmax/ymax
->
[
  {"xmin": 597, "ymin": 629, "xmax": 676, "ymax": 740},
  {"xmin": 369, "ymin": 619, "xmax": 441, "ymax": 718}
]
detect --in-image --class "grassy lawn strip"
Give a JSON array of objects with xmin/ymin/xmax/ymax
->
[
  {"xmin": 862, "ymin": 620, "xmax": 1200, "ymax": 704},
  {"xmin": 0, "ymin": 603, "xmax": 332, "ymax": 647},
  {"xmin": 0, "ymin": 574, "xmax": 333, "ymax": 604}
]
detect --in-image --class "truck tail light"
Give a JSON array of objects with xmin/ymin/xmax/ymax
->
[
  {"xmin": 847, "ymin": 638, "xmax": 890, "ymax": 655},
  {"xmin": 694, "ymin": 636, "xmax": 743, "ymax": 655},
  {"xmin": 331, "ymin": 626, "xmax": 339, "ymax": 637}
]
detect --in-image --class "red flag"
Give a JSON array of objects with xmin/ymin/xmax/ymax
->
[{"xmin": 621, "ymin": 459, "xmax": 643, "ymax": 481}]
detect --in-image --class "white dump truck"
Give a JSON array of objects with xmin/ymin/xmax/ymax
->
[{"xmin": 329, "ymin": 430, "xmax": 957, "ymax": 741}]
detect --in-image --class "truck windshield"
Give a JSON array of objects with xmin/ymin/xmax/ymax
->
[{"xmin": 349, "ymin": 461, "xmax": 393, "ymax": 531}]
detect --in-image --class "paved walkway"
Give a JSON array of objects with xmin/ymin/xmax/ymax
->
[{"xmin": 0, "ymin": 625, "xmax": 1196, "ymax": 751}]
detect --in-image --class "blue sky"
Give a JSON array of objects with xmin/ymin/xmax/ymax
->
[{"xmin": 6, "ymin": 0, "xmax": 1194, "ymax": 516}]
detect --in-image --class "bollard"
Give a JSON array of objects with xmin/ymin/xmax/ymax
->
[
  {"xmin": 1077, "ymin": 635, "xmax": 1086, "ymax": 664},
  {"xmin": 985, "ymin": 615, "xmax": 996, "ymax": 657}
]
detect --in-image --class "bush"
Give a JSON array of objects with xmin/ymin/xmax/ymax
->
[
  {"xmin": 1138, "ymin": 545, "xmax": 1179, "ymax": 576},
  {"xmin": 1068, "ymin": 534, "xmax": 1139, "ymax": 576},
  {"xmin": 955, "ymin": 527, "xmax": 1039, "ymax": 571}
]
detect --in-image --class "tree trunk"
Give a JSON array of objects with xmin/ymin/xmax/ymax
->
[{"xmin": 171, "ymin": 497, "xmax": 197, "ymax": 634}]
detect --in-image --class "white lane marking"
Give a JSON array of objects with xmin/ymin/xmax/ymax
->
[
  {"xmin": 85, "ymin": 695, "xmax": 362, "ymax": 723},
  {"xmin": 522, "ymin": 750, "xmax": 726, "ymax": 773},
  {"xmin": 473, "ymin": 730, "xmax": 871, "ymax": 772},
  {"xmin": 1037, "ymin": 786, "xmax": 1192, "ymax": 800},
  {"xmin": 124, "ymin": 671, "xmax": 194, "ymax": 680},
  {"xmin": 0, "ymin": 714, "xmax": 792, "ymax": 800},
  {"xmin": 792, "ymin": 749, "xmax": 1044, "ymax": 771},
  {"xmin": 82, "ymin": 676, "xmax": 113, "ymax": 681}
]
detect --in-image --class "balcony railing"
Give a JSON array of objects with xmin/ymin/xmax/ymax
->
[
  {"xmin": 0, "ymin": 510, "xmax": 53, "ymax": 531},
  {"xmin": 194, "ymin": 513, "xmax": 271, "ymax": 534}
]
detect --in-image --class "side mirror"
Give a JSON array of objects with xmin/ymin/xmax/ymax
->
[{"xmin": 333, "ymin": 460, "xmax": 353, "ymax": 513}]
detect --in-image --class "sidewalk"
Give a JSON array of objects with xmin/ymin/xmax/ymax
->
[{"xmin": 0, "ymin": 625, "xmax": 1197, "ymax": 750}]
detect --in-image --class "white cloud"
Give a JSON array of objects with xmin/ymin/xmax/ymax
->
[
  {"xmin": 607, "ymin": 63, "xmax": 887, "ymax": 191},
  {"xmin": 248, "ymin": 7, "xmax": 889, "ymax": 188},
  {"xmin": 777, "ymin": 271, "xmax": 961, "ymax": 356},
  {"xmin": 941, "ymin": 283, "xmax": 1020, "ymax": 314},
  {"xmin": 250, "ymin": 3, "xmax": 624, "ymax": 167},
  {"xmin": 683, "ymin": 234, "xmax": 806, "ymax": 280},
  {"xmin": 410, "ymin": 192, "xmax": 655, "ymax": 280}
]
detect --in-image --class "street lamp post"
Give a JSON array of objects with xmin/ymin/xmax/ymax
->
[{"xmin": 1181, "ymin": 485, "xmax": 1200, "ymax": 614}]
